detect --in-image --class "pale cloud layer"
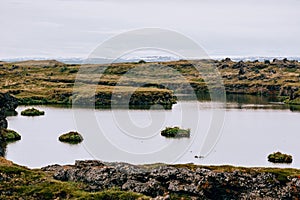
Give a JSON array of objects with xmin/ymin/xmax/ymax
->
[{"xmin": 1, "ymin": 0, "xmax": 300, "ymax": 58}]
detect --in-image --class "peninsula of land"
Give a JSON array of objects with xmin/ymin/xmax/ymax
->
[{"xmin": 0, "ymin": 58, "xmax": 299, "ymax": 108}]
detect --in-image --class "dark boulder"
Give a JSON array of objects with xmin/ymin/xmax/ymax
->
[
  {"xmin": 224, "ymin": 57, "xmax": 231, "ymax": 62},
  {"xmin": 238, "ymin": 67, "xmax": 246, "ymax": 75},
  {"xmin": 0, "ymin": 131, "xmax": 6, "ymax": 157},
  {"xmin": 0, "ymin": 93, "xmax": 18, "ymax": 113},
  {"xmin": 232, "ymin": 61, "xmax": 246, "ymax": 69}
]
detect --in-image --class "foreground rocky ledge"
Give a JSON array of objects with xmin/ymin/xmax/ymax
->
[
  {"xmin": 1, "ymin": 157, "xmax": 300, "ymax": 199},
  {"xmin": 41, "ymin": 160, "xmax": 300, "ymax": 199}
]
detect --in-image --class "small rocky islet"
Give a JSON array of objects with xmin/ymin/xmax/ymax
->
[
  {"xmin": 161, "ymin": 126, "xmax": 190, "ymax": 138},
  {"xmin": 58, "ymin": 131, "xmax": 83, "ymax": 144},
  {"xmin": 20, "ymin": 107, "xmax": 45, "ymax": 116},
  {"xmin": 268, "ymin": 152, "xmax": 293, "ymax": 164}
]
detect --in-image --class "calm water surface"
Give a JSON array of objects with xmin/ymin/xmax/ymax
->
[{"xmin": 6, "ymin": 101, "xmax": 300, "ymax": 169}]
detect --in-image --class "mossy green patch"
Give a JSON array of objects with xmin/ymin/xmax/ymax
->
[
  {"xmin": 161, "ymin": 126, "xmax": 190, "ymax": 138},
  {"xmin": 285, "ymin": 97, "xmax": 300, "ymax": 105},
  {"xmin": 0, "ymin": 129, "xmax": 21, "ymax": 142},
  {"xmin": 59, "ymin": 131, "xmax": 83, "ymax": 144},
  {"xmin": 21, "ymin": 107, "xmax": 45, "ymax": 116},
  {"xmin": 268, "ymin": 152, "xmax": 293, "ymax": 164}
]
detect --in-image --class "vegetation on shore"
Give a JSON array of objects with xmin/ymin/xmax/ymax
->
[
  {"xmin": 1, "ymin": 58, "xmax": 300, "ymax": 108},
  {"xmin": 59, "ymin": 131, "xmax": 83, "ymax": 144},
  {"xmin": 21, "ymin": 107, "xmax": 45, "ymax": 116},
  {"xmin": 161, "ymin": 126, "xmax": 190, "ymax": 138},
  {"xmin": 268, "ymin": 152, "xmax": 293, "ymax": 164}
]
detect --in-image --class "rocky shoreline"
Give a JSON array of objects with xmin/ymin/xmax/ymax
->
[
  {"xmin": 0, "ymin": 93, "xmax": 18, "ymax": 129},
  {"xmin": 41, "ymin": 160, "xmax": 300, "ymax": 199},
  {"xmin": 1, "ymin": 157, "xmax": 300, "ymax": 199},
  {"xmin": 0, "ymin": 93, "xmax": 18, "ymax": 156}
]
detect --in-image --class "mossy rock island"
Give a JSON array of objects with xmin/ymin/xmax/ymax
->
[
  {"xmin": 59, "ymin": 131, "xmax": 83, "ymax": 144},
  {"xmin": 161, "ymin": 126, "xmax": 190, "ymax": 138},
  {"xmin": 21, "ymin": 108, "xmax": 45, "ymax": 116},
  {"xmin": 268, "ymin": 152, "xmax": 293, "ymax": 164},
  {"xmin": 0, "ymin": 128, "xmax": 21, "ymax": 142}
]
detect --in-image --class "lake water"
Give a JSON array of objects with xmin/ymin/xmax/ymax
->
[{"xmin": 5, "ymin": 101, "xmax": 300, "ymax": 169}]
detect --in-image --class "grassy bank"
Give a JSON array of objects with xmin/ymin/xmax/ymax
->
[{"xmin": 0, "ymin": 58, "xmax": 300, "ymax": 106}]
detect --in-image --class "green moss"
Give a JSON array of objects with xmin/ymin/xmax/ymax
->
[
  {"xmin": 268, "ymin": 152, "xmax": 293, "ymax": 164},
  {"xmin": 75, "ymin": 189, "xmax": 149, "ymax": 200},
  {"xmin": 0, "ymin": 129, "xmax": 21, "ymax": 142},
  {"xmin": 285, "ymin": 97, "xmax": 300, "ymax": 105},
  {"xmin": 169, "ymin": 193, "xmax": 193, "ymax": 200},
  {"xmin": 59, "ymin": 66, "xmax": 68, "ymax": 72},
  {"xmin": 21, "ymin": 107, "xmax": 45, "ymax": 116},
  {"xmin": 161, "ymin": 126, "xmax": 190, "ymax": 138},
  {"xmin": 59, "ymin": 131, "xmax": 83, "ymax": 144}
]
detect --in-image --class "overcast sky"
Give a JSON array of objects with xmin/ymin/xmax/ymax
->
[{"xmin": 1, "ymin": 0, "xmax": 300, "ymax": 59}]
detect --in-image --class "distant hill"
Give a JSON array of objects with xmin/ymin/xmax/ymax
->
[{"xmin": 2, "ymin": 56, "xmax": 300, "ymax": 64}]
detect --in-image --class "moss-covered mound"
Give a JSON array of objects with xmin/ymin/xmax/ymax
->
[
  {"xmin": 161, "ymin": 126, "xmax": 190, "ymax": 138},
  {"xmin": 21, "ymin": 108, "xmax": 45, "ymax": 116},
  {"xmin": 0, "ymin": 128, "xmax": 21, "ymax": 142},
  {"xmin": 59, "ymin": 131, "xmax": 83, "ymax": 144},
  {"xmin": 268, "ymin": 152, "xmax": 293, "ymax": 164}
]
